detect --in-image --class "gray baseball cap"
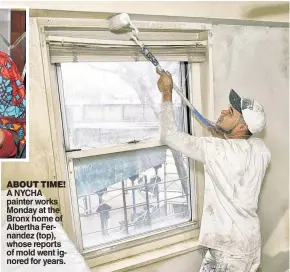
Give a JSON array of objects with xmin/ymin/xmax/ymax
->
[{"xmin": 229, "ymin": 89, "xmax": 266, "ymax": 134}]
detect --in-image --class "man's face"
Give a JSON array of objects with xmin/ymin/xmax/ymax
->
[{"xmin": 216, "ymin": 105, "xmax": 242, "ymax": 132}]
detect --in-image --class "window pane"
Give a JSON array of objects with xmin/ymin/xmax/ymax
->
[
  {"xmin": 73, "ymin": 147, "xmax": 191, "ymax": 249},
  {"xmin": 60, "ymin": 62, "xmax": 184, "ymax": 150}
]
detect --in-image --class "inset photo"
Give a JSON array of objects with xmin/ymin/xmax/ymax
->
[{"xmin": 0, "ymin": 8, "xmax": 27, "ymax": 159}]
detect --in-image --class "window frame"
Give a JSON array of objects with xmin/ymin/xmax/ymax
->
[
  {"xmin": 36, "ymin": 16, "xmax": 214, "ymax": 267},
  {"xmin": 58, "ymin": 60, "xmax": 195, "ymax": 252}
]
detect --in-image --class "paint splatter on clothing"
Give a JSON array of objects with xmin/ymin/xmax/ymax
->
[{"xmin": 160, "ymin": 101, "xmax": 271, "ymax": 257}]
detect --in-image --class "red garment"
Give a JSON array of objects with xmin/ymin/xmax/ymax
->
[
  {"xmin": 0, "ymin": 51, "xmax": 26, "ymax": 113},
  {"xmin": 0, "ymin": 51, "xmax": 26, "ymax": 150},
  {"xmin": 0, "ymin": 129, "xmax": 17, "ymax": 158}
]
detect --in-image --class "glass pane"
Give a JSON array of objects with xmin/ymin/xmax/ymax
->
[
  {"xmin": 60, "ymin": 62, "xmax": 184, "ymax": 150},
  {"xmin": 74, "ymin": 147, "xmax": 191, "ymax": 249}
]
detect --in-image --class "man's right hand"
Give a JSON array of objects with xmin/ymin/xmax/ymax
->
[{"xmin": 156, "ymin": 68, "xmax": 173, "ymax": 102}]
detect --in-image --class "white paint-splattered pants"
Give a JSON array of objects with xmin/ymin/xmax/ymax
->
[{"xmin": 199, "ymin": 248, "xmax": 261, "ymax": 272}]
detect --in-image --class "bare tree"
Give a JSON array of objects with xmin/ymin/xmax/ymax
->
[{"xmin": 89, "ymin": 63, "xmax": 189, "ymax": 199}]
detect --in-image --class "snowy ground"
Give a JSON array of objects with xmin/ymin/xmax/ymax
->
[{"xmin": 77, "ymin": 158, "xmax": 191, "ymax": 249}]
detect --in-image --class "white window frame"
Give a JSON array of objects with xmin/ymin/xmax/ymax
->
[
  {"xmin": 57, "ymin": 60, "xmax": 194, "ymax": 251},
  {"xmin": 36, "ymin": 16, "xmax": 214, "ymax": 268}
]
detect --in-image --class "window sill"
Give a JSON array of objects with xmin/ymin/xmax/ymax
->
[
  {"xmin": 90, "ymin": 238, "xmax": 202, "ymax": 272},
  {"xmin": 83, "ymin": 222, "xmax": 199, "ymax": 267}
]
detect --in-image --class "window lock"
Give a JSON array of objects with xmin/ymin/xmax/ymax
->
[{"xmin": 127, "ymin": 140, "xmax": 140, "ymax": 144}]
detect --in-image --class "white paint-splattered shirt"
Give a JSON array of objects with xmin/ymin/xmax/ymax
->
[{"xmin": 160, "ymin": 102, "xmax": 271, "ymax": 255}]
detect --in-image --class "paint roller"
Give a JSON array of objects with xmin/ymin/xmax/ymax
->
[{"xmin": 108, "ymin": 13, "xmax": 212, "ymax": 128}]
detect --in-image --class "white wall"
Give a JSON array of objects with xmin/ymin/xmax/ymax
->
[
  {"xmin": 1, "ymin": 18, "xmax": 59, "ymax": 202},
  {"xmin": 212, "ymin": 24, "xmax": 289, "ymax": 272},
  {"xmin": 0, "ymin": 8, "xmax": 10, "ymax": 53},
  {"xmin": 1, "ymin": 1, "xmax": 289, "ymax": 23}
]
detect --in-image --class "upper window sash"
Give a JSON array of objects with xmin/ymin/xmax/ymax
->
[{"xmin": 56, "ymin": 61, "xmax": 188, "ymax": 152}]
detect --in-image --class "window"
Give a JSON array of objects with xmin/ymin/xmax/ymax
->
[
  {"xmin": 57, "ymin": 61, "xmax": 194, "ymax": 250},
  {"xmin": 41, "ymin": 17, "xmax": 211, "ymax": 257}
]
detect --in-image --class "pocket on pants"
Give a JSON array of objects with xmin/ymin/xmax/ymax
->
[{"xmin": 223, "ymin": 254, "xmax": 251, "ymax": 272}]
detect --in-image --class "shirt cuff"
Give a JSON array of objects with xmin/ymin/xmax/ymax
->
[{"xmin": 160, "ymin": 101, "xmax": 173, "ymax": 111}]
